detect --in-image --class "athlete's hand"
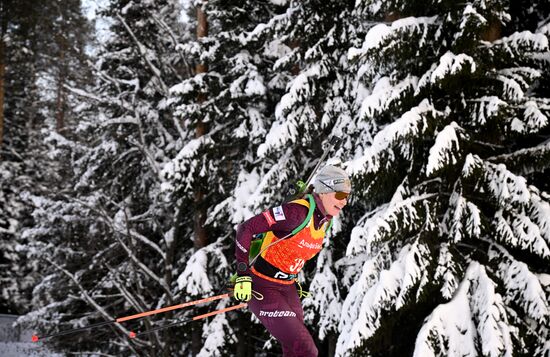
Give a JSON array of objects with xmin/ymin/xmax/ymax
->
[{"xmin": 233, "ymin": 276, "xmax": 253, "ymax": 302}]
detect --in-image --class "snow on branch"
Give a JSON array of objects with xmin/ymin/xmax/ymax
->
[
  {"xmin": 44, "ymin": 257, "xmax": 137, "ymax": 349},
  {"xmin": 461, "ymin": 153, "xmax": 484, "ymax": 178},
  {"xmin": 496, "ymin": 72, "xmax": 526, "ymax": 102},
  {"xmin": 336, "ymin": 246, "xmax": 392, "ymax": 357},
  {"xmin": 116, "ymin": 13, "xmax": 169, "ymax": 94},
  {"xmin": 493, "ymin": 210, "xmax": 550, "ymax": 260},
  {"xmin": 176, "ymin": 239, "xmax": 230, "ymax": 297},
  {"xmin": 210, "ymin": 168, "xmax": 264, "ymax": 225},
  {"xmin": 349, "ymin": 16, "xmax": 438, "ymax": 66},
  {"xmin": 488, "ymin": 140, "xmax": 550, "ymax": 175},
  {"xmin": 197, "ymin": 300, "xmax": 237, "ymax": 357},
  {"xmin": 100, "ymin": 115, "xmax": 141, "ymax": 127},
  {"xmin": 229, "ymin": 66, "xmax": 267, "ymax": 98},
  {"xmin": 469, "ymin": 263, "xmax": 513, "ymax": 357},
  {"xmin": 431, "ymin": 52, "xmax": 476, "ymax": 82},
  {"xmin": 490, "ymin": 30, "xmax": 549, "ymax": 53},
  {"xmin": 434, "ymin": 243, "xmax": 461, "ymax": 299},
  {"xmin": 490, "ymin": 247, "xmax": 549, "ymax": 324},
  {"xmin": 468, "ymin": 96, "xmax": 508, "ymax": 126},
  {"xmin": 531, "ymin": 194, "xmax": 550, "ymax": 245},
  {"xmin": 426, "ymin": 121, "xmax": 463, "ymax": 176},
  {"xmin": 240, "ymin": 5, "xmax": 298, "ymax": 45},
  {"xmin": 337, "ymin": 240, "xmax": 432, "ymax": 356},
  {"xmin": 511, "ymin": 99, "xmax": 549, "ymax": 133},
  {"xmin": 257, "ymin": 63, "xmax": 327, "ymax": 157},
  {"xmin": 348, "ymin": 99, "xmax": 438, "ymax": 176},
  {"xmin": 459, "ymin": 154, "xmax": 550, "ymax": 255},
  {"xmin": 177, "ymin": 248, "xmax": 214, "ymax": 296},
  {"xmin": 347, "ymin": 193, "xmax": 436, "ymax": 256},
  {"xmin": 441, "ymin": 191, "xmax": 482, "ymax": 243},
  {"xmin": 414, "ymin": 261, "xmax": 513, "ymax": 357},
  {"xmin": 359, "ymin": 76, "xmax": 418, "ymax": 120},
  {"xmin": 303, "ymin": 248, "xmax": 342, "ymax": 340},
  {"xmin": 113, "ymin": 233, "xmax": 172, "ymax": 298},
  {"xmin": 483, "ymin": 160, "xmax": 531, "ymax": 207},
  {"xmin": 161, "ymin": 135, "xmax": 215, "ymax": 191}
]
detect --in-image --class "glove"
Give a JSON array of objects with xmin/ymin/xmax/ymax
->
[{"xmin": 233, "ymin": 276, "xmax": 253, "ymax": 302}]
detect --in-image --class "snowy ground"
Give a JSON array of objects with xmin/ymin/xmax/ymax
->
[
  {"xmin": 0, "ymin": 341, "xmax": 61, "ymax": 357},
  {"xmin": 0, "ymin": 314, "xmax": 61, "ymax": 357}
]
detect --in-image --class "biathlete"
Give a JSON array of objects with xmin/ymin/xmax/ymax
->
[{"xmin": 233, "ymin": 165, "xmax": 352, "ymax": 357}]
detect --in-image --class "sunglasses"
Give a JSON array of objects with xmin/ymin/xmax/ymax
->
[{"xmin": 334, "ymin": 191, "xmax": 350, "ymax": 200}]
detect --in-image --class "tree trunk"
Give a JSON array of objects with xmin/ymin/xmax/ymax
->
[
  {"xmin": 192, "ymin": 3, "xmax": 209, "ymax": 356},
  {"xmin": 55, "ymin": 26, "xmax": 67, "ymax": 132},
  {"xmin": 0, "ymin": 6, "xmax": 6, "ymax": 158},
  {"xmin": 193, "ymin": 2, "xmax": 209, "ymax": 251},
  {"xmin": 327, "ymin": 334, "xmax": 337, "ymax": 356},
  {"xmin": 0, "ymin": 36, "xmax": 5, "ymax": 157},
  {"xmin": 481, "ymin": 19, "xmax": 501, "ymax": 42},
  {"xmin": 56, "ymin": 67, "xmax": 65, "ymax": 132}
]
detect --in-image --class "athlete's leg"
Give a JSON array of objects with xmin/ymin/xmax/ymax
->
[{"xmin": 248, "ymin": 276, "xmax": 317, "ymax": 357}]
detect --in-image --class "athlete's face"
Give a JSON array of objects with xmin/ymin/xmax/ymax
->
[{"xmin": 319, "ymin": 191, "xmax": 349, "ymax": 217}]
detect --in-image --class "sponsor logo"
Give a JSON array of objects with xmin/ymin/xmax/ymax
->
[
  {"xmin": 262, "ymin": 210, "xmax": 276, "ymax": 226},
  {"xmin": 298, "ymin": 239, "xmax": 322, "ymax": 250},
  {"xmin": 259, "ymin": 310, "xmax": 297, "ymax": 318},
  {"xmin": 273, "ymin": 206, "xmax": 286, "ymax": 221},
  {"xmin": 236, "ymin": 240, "xmax": 247, "ymax": 253},
  {"xmin": 273, "ymin": 271, "xmax": 297, "ymax": 280}
]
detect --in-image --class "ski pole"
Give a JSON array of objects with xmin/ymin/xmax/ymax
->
[
  {"xmin": 32, "ymin": 292, "xmax": 231, "ymax": 342},
  {"xmin": 129, "ymin": 303, "xmax": 248, "ymax": 339}
]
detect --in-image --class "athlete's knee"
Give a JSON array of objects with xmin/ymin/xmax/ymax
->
[{"xmin": 282, "ymin": 334, "xmax": 317, "ymax": 357}]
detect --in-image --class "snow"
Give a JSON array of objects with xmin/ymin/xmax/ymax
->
[
  {"xmin": 431, "ymin": 52, "xmax": 476, "ymax": 82},
  {"xmin": 523, "ymin": 100, "xmax": 548, "ymax": 132},
  {"xmin": 472, "ymin": 96, "xmax": 507, "ymax": 125},
  {"xmin": 359, "ymin": 76, "xmax": 418, "ymax": 120},
  {"xmin": 197, "ymin": 300, "xmax": 236, "ymax": 357},
  {"xmin": 303, "ymin": 249, "xmax": 342, "ymax": 340},
  {"xmin": 348, "ymin": 99, "xmax": 435, "ymax": 176},
  {"xmin": 177, "ymin": 249, "xmax": 214, "ymax": 296},
  {"xmin": 348, "ymin": 23, "xmax": 392, "ymax": 61},
  {"xmin": 426, "ymin": 121, "xmax": 461, "ymax": 176},
  {"xmin": 494, "ymin": 251, "xmax": 549, "ymax": 323},
  {"xmin": 336, "ymin": 241, "xmax": 432, "ymax": 356},
  {"xmin": 349, "ymin": 16, "xmax": 438, "ymax": 63},
  {"xmin": 268, "ymin": 0, "xmax": 289, "ymax": 5},
  {"xmin": 229, "ymin": 170, "xmax": 262, "ymax": 223},
  {"xmin": 434, "ymin": 243, "xmax": 459, "ymax": 299},
  {"xmin": 494, "ymin": 30, "xmax": 549, "ymax": 52},
  {"xmin": 0, "ymin": 342, "xmax": 62, "ymax": 357},
  {"xmin": 413, "ymin": 262, "xmax": 512, "ymax": 357}
]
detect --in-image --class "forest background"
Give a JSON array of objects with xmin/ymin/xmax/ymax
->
[{"xmin": 1, "ymin": 0, "xmax": 549, "ymax": 356}]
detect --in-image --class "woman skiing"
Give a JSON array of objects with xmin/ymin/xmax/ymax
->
[{"xmin": 233, "ymin": 165, "xmax": 351, "ymax": 357}]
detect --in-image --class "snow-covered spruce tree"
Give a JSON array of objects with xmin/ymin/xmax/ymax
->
[
  {"xmin": 0, "ymin": 0, "xmax": 43, "ymax": 314},
  {"xmin": 1, "ymin": 0, "xmax": 91, "ymax": 315},
  {"xmin": 335, "ymin": 0, "xmax": 550, "ymax": 356},
  {"xmin": 21, "ymin": 0, "xmax": 193, "ymax": 355}
]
